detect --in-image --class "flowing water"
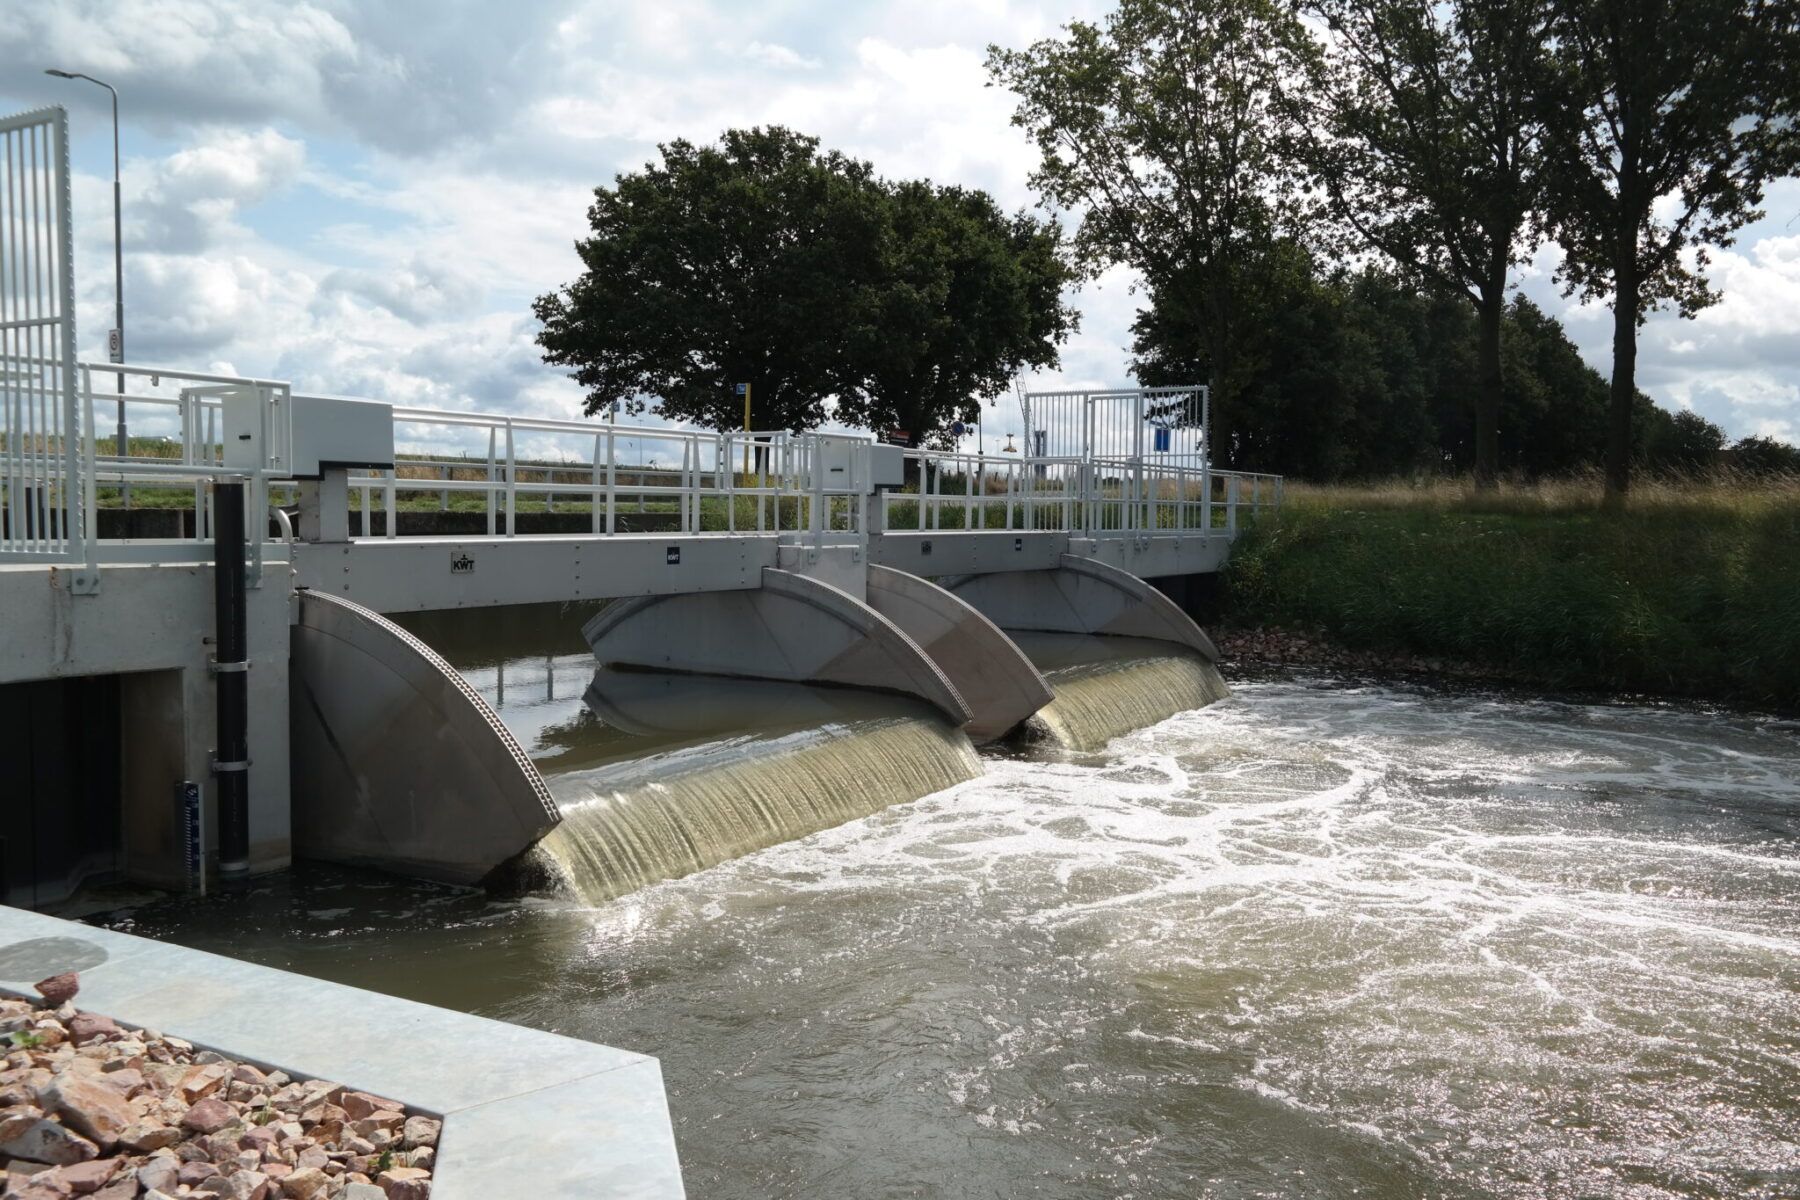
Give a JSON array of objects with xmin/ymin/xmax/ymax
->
[
  {"xmin": 1014, "ymin": 632, "xmax": 1232, "ymax": 752},
  {"xmin": 94, "ymin": 621, "xmax": 1800, "ymax": 1198}
]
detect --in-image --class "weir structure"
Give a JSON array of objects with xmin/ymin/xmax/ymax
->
[
  {"xmin": 0, "ymin": 101, "xmax": 1283, "ymax": 1199},
  {"xmin": 0, "ymin": 105, "xmax": 1281, "ymax": 907}
]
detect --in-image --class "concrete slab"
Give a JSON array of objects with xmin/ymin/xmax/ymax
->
[{"xmin": 0, "ymin": 906, "xmax": 685, "ymax": 1199}]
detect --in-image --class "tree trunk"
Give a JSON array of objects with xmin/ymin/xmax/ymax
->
[
  {"xmin": 1473, "ymin": 276, "xmax": 1505, "ymax": 491},
  {"xmin": 1605, "ymin": 253, "xmax": 1640, "ymax": 506}
]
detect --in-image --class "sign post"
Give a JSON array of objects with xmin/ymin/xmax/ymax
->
[{"xmin": 736, "ymin": 383, "xmax": 751, "ymax": 478}]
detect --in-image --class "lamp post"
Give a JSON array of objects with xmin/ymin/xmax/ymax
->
[{"xmin": 45, "ymin": 69, "xmax": 127, "ymax": 497}]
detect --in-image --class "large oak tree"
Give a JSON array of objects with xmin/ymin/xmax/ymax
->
[{"xmin": 534, "ymin": 127, "xmax": 1073, "ymax": 441}]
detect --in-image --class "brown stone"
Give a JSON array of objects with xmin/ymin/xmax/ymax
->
[
  {"xmin": 349, "ymin": 1113, "xmax": 402, "ymax": 1139},
  {"xmin": 181, "ymin": 1097, "xmax": 237, "ymax": 1135},
  {"xmin": 55, "ymin": 1156, "xmax": 121, "ymax": 1195},
  {"xmin": 240, "ymin": 1127, "xmax": 279, "ymax": 1153},
  {"xmin": 136, "ymin": 1152, "xmax": 180, "ymax": 1193},
  {"xmin": 337, "ymin": 1094, "xmax": 401, "ymax": 1123},
  {"xmin": 93, "ymin": 1070, "xmax": 143, "ymax": 1100},
  {"xmin": 43, "ymin": 1072, "xmax": 136, "ymax": 1151},
  {"xmin": 178, "ymin": 1160, "xmax": 221, "ymax": 1186},
  {"xmin": 42, "ymin": 1070, "xmax": 132, "ymax": 1151},
  {"xmin": 62, "ymin": 1016, "xmax": 117, "ymax": 1047},
  {"xmin": 176, "ymin": 1065, "xmax": 227, "ymax": 1105},
  {"xmin": 277, "ymin": 1166, "xmax": 327, "ymax": 1199},
  {"xmin": 91, "ymin": 1182, "xmax": 139, "ymax": 1200},
  {"xmin": 32, "ymin": 976, "xmax": 78, "ymax": 1008},
  {"xmin": 398, "ymin": 1117, "xmax": 439, "ymax": 1150},
  {"xmin": 376, "ymin": 1166, "xmax": 430, "ymax": 1200},
  {"xmin": 116, "ymin": 1118, "xmax": 181, "ymax": 1153},
  {"xmin": 296, "ymin": 1103, "xmax": 344, "ymax": 1130},
  {"xmin": 0, "ymin": 1114, "xmax": 99, "ymax": 1168}
]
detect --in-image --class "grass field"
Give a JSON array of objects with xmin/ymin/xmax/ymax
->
[{"xmin": 1219, "ymin": 473, "xmax": 1800, "ymax": 708}]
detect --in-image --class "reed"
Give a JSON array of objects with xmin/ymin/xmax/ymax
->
[{"xmin": 1221, "ymin": 474, "xmax": 1800, "ymax": 707}]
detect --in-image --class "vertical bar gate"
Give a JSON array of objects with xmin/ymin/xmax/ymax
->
[{"xmin": 0, "ymin": 106, "xmax": 86, "ymax": 571}]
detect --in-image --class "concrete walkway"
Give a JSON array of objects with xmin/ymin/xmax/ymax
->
[{"xmin": 0, "ymin": 906, "xmax": 685, "ymax": 1199}]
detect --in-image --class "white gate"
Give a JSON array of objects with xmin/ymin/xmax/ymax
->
[
  {"xmin": 0, "ymin": 106, "xmax": 85, "ymax": 565},
  {"xmin": 1021, "ymin": 385, "xmax": 1210, "ymax": 468},
  {"xmin": 1018, "ymin": 385, "xmax": 1212, "ymax": 535}
]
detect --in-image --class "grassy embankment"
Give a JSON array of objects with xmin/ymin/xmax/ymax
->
[{"xmin": 1219, "ymin": 475, "xmax": 1800, "ymax": 708}]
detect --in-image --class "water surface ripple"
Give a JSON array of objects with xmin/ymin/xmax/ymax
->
[{"xmin": 109, "ymin": 679, "xmax": 1800, "ymax": 1199}]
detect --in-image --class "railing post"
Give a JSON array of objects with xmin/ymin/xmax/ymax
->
[
  {"xmin": 504, "ymin": 420, "xmax": 517, "ymax": 538},
  {"xmin": 485, "ymin": 427, "xmax": 497, "ymax": 537},
  {"xmin": 604, "ymin": 427, "xmax": 616, "ymax": 535},
  {"xmin": 1227, "ymin": 475, "xmax": 1239, "ymax": 534}
]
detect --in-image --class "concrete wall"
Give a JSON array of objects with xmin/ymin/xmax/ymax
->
[
  {"xmin": 0, "ymin": 561, "xmax": 293, "ymax": 885},
  {"xmin": 864, "ymin": 566, "xmax": 1052, "ymax": 743},
  {"xmin": 584, "ymin": 567, "xmax": 972, "ymax": 727}
]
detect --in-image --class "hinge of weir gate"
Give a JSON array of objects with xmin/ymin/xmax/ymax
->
[{"xmin": 209, "ymin": 658, "xmax": 250, "ymax": 675}]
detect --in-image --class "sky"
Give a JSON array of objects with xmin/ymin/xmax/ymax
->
[{"xmin": 3, "ymin": 0, "xmax": 1797, "ymax": 452}]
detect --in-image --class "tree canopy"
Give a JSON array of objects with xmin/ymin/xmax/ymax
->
[
  {"xmin": 533, "ymin": 127, "xmax": 1073, "ymax": 442},
  {"xmin": 986, "ymin": 0, "xmax": 1318, "ymax": 462},
  {"xmin": 835, "ymin": 182, "xmax": 1076, "ymax": 448},
  {"xmin": 1539, "ymin": 0, "xmax": 1800, "ymax": 500},
  {"xmin": 983, "ymin": 0, "xmax": 1800, "ymax": 487},
  {"xmin": 1296, "ymin": 0, "xmax": 1553, "ymax": 489}
]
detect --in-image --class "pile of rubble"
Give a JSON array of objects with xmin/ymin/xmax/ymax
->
[{"xmin": 1, "ymin": 973, "xmax": 437, "ymax": 1199}]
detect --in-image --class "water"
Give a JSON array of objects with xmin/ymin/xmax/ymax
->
[
  {"xmin": 96, "ymin": 666, "xmax": 1800, "ymax": 1197},
  {"xmin": 1014, "ymin": 632, "xmax": 1232, "ymax": 752}
]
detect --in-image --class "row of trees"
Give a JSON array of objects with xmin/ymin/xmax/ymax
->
[
  {"xmin": 989, "ymin": 0, "xmax": 1800, "ymax": 498},
  {"xmin": 1134, "ymin": 257, "xmax": 1800, "ymax": 480},
  {"xmin": 535, "ymin": 2, "xmax": 1796, "ymax": 491},
  {"xmin": 534, "ymin": 127, "xmax": 1075, "ymax": 447}
]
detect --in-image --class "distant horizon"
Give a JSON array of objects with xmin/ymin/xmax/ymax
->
[{"xmin": 3, "ymin": 0, "xmax": 1794, "ymax": 448}]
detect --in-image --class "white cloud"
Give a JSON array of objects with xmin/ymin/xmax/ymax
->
[
  {"xmin": 133, "ymin": 127, "xmax": 305, "ymax": 252},
  {"xmin": 6, "ymin": 0, "xmax": 1795, "ymax": 452},
  {"xmin": 745, "ymin": 41, "xmax": 822, "ymax": 70}
]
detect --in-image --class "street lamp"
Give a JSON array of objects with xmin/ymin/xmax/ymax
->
[{"xmin": 45, "ymin": 69, "xmax": 127, "ymax": 494}]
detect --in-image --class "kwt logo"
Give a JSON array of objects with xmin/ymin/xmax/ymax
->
[{"xmin": 450, "ymin": 553, "xmax": 475, "ymax": 574}]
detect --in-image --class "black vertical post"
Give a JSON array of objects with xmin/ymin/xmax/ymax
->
[{"xmin": 213, "ymin": 479, "xmax": 250, "ymax": 880}]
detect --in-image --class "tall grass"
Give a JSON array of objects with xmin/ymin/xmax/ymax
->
[{"xmin": 1221, "ymin": 474, "xmax": 1800, "ymax": 707}]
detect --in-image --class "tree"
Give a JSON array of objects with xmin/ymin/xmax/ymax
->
[
  {"xmin": 1540, "ymin": 0, "xmax": 1800, "ymax": 502},
  {"xmin": 833, "ymin": 183, "xmax": 1077, "ymax": 448},
  {"xmin": 1728, "ymin": 434, "xmax": 1800, "ymax": 478},
  {"xmin": 986, "ymin": 0, "xmax": 1318, "ymax": 468},
  {"xmin": 1297, "ymin": 0, "xmax": 1553, "ymax": 490},
  {"xmin": 533, "ymin": 127, "xmax": 887, "ymax": 431}
]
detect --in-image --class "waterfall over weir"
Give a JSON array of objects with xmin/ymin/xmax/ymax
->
[
  {"xmin": 532, "ymin": 709, "xmax": 980, "ymax": 905},
  {"xmin": 393, "ymin": 605, "xmax": 1224, "ymax": 905},
  {"xmin": 1010, "ymin": 633, "xmax": 1232, "ymax": 752}
]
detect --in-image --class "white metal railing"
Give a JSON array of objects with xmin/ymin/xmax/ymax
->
[
  {"xmin": 342, "ymin": 407, "xmax": 876, "ymax": 552},
  {"xmin": 0, "ymin": 107, "xmax": 83, "ymax": 567},
  {"xmin": 878, "ymin": 446, "xmax": 1281, "ymax": 537},
  {"xmin": 8, "ymin": 358, "xmax": 1281, "ymax": 569}
]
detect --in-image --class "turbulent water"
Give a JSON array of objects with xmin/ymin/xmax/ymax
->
[
  {"xmin": 1015, "ymin": 632, "xmax": 1233, "ymax": 751},
  {"xmin": 97, "ymin": 649, "xmax": 1800, "ymax": 1198}
]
